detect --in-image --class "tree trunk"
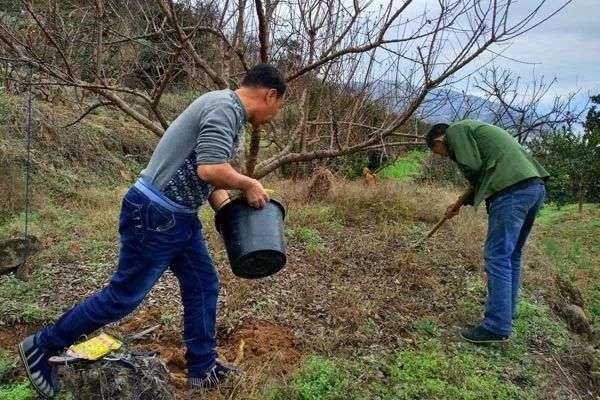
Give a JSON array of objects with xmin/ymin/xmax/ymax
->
[
  {"xmin": 95, "ymin": 0, "xmax": 104, "ymax": 79},
  {"xmin": 245, "ymin": 125, "xmax": 261, "ymax": 177},
  {"xmin": 578, "ymin": 181, "xmax": 584, "ymax": 213}
]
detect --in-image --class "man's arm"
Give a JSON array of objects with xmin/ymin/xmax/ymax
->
[
  {"xmin": 445, "ymin": 126, "xmax": 482, "ymax": 206},
  {"xmin": 197, "ymin": 163, "xmax": 270, "ymax": 208},
  {"xmin": 194, "ymin": 102, "xmax": 269, "ymax": 208},
  {"xmin": 445, "ymin": 127, "xmax": 482, "ymax": 185}
]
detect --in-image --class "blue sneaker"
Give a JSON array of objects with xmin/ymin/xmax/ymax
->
[
  {"xmin": 188, "ymin": 362, "xmax": 241, "ymax": 390},
  {"xmin": 18, "ymin": 334, "xmax": 60, "ymax": 399}
]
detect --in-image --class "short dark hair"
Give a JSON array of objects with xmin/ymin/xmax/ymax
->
[
  {"xmin": 425, "ymin": 123, "xmax": 449, "ymax": 148},
  {"xmin": 241, "ymin": 64, "xmax": 286, "ymax": 97}
]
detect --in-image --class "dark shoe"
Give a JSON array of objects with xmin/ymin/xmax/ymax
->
[
  {"xmin": 460, "ymin": 326, "xmax": 509, "ymax": 344},
  {"xmin": 18, "ymin": 334, "xmax": 60, "ymax": 399},
  {"xmin": 188, "ymin": 362, "xmax": 241, "ymax": 390}
]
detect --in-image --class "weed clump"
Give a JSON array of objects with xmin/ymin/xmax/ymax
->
[
  {"xmin": 62, "ymin": 354, "xmax": 174, "ymax": 400},
  {"xmin": 307, "ymin": 168, "xmax": 334, "ymax": 202}
]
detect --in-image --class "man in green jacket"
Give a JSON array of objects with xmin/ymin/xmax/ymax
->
[{"xmin": 426, "ymin": 120, "xmax": 549, "ymax": 343}]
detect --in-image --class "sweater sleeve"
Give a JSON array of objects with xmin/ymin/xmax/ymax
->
[
  {"xmin": 445, "ymin": 125, "xmax": 482, "ymax": 186},
  {"xmin": 195, "ymin": 104, "xmax": 237, "ymax": 165}
]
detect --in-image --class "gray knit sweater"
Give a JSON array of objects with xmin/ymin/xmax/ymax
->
[{"xmin": 140, "ymin": 89, "xmax": 247, "ymax": 208}]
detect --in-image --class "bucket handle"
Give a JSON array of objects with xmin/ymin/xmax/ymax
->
[{"xmin": 214, "ymin": 189, "xmax": 284, "ymax": 211}]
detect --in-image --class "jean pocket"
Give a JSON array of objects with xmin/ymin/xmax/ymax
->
[
  {"xmin": 120, "ymin": 196, "xmax": 145, "ymax": 240},
  {"xmin": 123, "ymin": 196, "xmax": 143, "ymax": 212},
  {"xmin": 144, "ymin": 202, "xmax": 176, "ymax": 233}
]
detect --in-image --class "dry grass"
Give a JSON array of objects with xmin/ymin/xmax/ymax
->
[{"xmin": 0, "ymin": 93, "xmax": 155, "ymax": 223}]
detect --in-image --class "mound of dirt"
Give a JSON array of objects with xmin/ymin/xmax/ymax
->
[
  {"xmin": 218, "ymin": 319, "xmax": 301, "ymax": 376},
  {"xmin": 552, "ymin": 300, "xmax": 592, "ymax": 334},
  {"xmin": 556, "ymin": 277, "xmax": 585, "ymax": 307},
  {"xmin": 117, "ymin": 317, "xmax": 300, "ymax": 398}
]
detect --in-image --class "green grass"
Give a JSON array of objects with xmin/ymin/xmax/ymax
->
[
  {"xmin": 265, "ymin": 284, "xmax": 569, "ymax": 400},
  {"xmin": 382, "ymin": 340, "xmax": 532, "ymax": 400},
  {"xmin": 0, "ymin": 273, "xmax": 54, "ymax": 323},
  {"xmin": 0, "ymin": 380, "xmax": 74, "ymax": 400},
  {"xmin": 536, "ymin": 202, "xmax": 600, "ymax": 223},
  {"xmin": 266, "ymin": 339, "xmax": 537, "ymax": 400},
  {"xmin": 509, "ymin": 300, "xmax": 571, "ymax": 356},
  {"xmin": 265, "ymin": 357, "xmax": 361, "ymax": 400},
  {"xmin": 0, "ymin": 350, "xmax": 16, "ymax": 384},
  {"xmin": 378, "ymin": 151, "xmax": 427, "ymax": 181},
  {"xmin": 536, "ymin": 203, "xmax": 600, "ymax": 328},
  {"xmin": 286, "ymin": 228, "xmax": 324, "ymax": 249},
  {"xmin": 265, "ymin": 295, "xmax": 569, "ymax": 400},
  {"xmin": 459, "ymin": 276, "xmax": 571, "ymax": 359},
  {"xmin": 0, "ymin": 381, "xmax": 36, "ymax": 400},
  {"xmin": 0, "ymin": 185, "xmax": 126, "ymax": 322},
  {"xmin": 413, "ymin": 316, "xmax": 443, "ymax": 337}
]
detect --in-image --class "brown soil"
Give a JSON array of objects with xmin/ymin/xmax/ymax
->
[
  {"xmin": 116, "ymin": 315, "xmax": 299, "ymax": 399},
  {"xmin": 218, "ymin": 319, "xmax": 301, "ymax": 375}
]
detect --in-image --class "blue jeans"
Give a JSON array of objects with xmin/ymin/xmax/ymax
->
[
  {"xmin": 482, "ymin": 182, "xmax": 546, "ymax": 336},
  {"xmin": 36, "ymin": 181, "xmax": 219, "ymax": 377}
]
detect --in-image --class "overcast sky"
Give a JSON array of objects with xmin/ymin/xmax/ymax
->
[
  {"xmin": 490, "ymin": 0, "xmax": 600, "ymax": 102},
  {"xmin": 381, "ymin": 0, "xmax": 600, "ymax": 107}
]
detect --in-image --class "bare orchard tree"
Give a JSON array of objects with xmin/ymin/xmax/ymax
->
[
  {"xmin": 246, "ymin": 0, "xmax": 573, "ymax": 177},
  {"xmin": 0, "ymin": 0, "xmax": 573, "ymax": 177},
  {"xmin": 473, "ymin": 67, "xmax": 583, "ymax": 143},
  {"xmin": 422, "ymin": 67, "xmax": 584, "ymax": 144}
]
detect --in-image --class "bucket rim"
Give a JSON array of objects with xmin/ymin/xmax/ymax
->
[{"xmin": 214, "ymin": 196, "xmax": 286, "ymax": 233}]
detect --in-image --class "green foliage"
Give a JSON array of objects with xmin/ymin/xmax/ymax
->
[
  {"xmin": 286, "ymin": 228, "xmax": 324, "ymax": 248},
  {"xmin": 267, "ymin": 337, "xmax": 539, "ymax": 400},
  {"xmin": 159, "ymin": 312, "xmax": 176, "ymax": 329},
  {"xmin": 584, "ymin": 94, "xmax": 600, "ymax": 133},
  {"xmin": 335, "ymin": 153, "xmax": 370, "ymax": 179},
  {"xmin": 459, "ymin": 276, "xmax": 571, "ymax": 358},
  {"xmin": 529, "ymin": 125, "xmax": 600, "ymax": 205},
  {"xmin": 413, "ymin": 316, "xmax": 443, "ymax": 337},
  {"xmin": 378, "ymin": 151, "xmax": 427, "ymax": 181},
  {"xmin": 0, "ymin": 350, "xmax": 16, "ymax": 383},
  {"xmin": 537, "ymin": 203, "xmax": 600, "ymax": 328},
  {"xmin": 268, "ymin": 357, "xmax": 358, "ymax": 400},
  {"xmin": 590, "ymin": 284, "xmax": 600, "ymax": 324},
  {"xmin": 0, "ymin": 380, "xmax": 36, "ymax": 400},
  {"xmin": 383, "ymin": 340, "xmax": 531, "ymax": 400},
  {"xmin": 0, "ymin": 273, "xmax": 54, "ymax": 323},
  {"xmin": 512, "ymin": 301, "xmax": 571, "ymax": 351},
  {"xmin": 419, "ymin": 153, "xmax": 468, "ymax": 187},
  {"xmin": 266, "ymin": 288, "xmax": 568, "ymax": 399}
]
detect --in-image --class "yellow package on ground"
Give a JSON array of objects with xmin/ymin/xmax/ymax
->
[{"xmin": 67, "ymin": 333, "xmax": 122, "ymax": 360}]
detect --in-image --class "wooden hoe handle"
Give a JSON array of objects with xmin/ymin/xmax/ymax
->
[{"xmin": 425, "ymin": 186, "xmax": 475, "ymax": 239}]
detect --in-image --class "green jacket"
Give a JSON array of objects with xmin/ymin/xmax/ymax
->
[{"xmin": 444, "ymin": 120, "xmax": 549, "ymax": 206}]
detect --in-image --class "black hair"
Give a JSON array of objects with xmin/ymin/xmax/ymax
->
[
  {"xmin": 241, "ymin": 64, "xmax": 286, "ymax": 97},
  {"xmin": 425, "ymin": 123, "xmax": 449, "ymax": 148}
]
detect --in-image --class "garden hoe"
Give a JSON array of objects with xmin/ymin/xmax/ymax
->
[{"xmin": 411, "ymin": 186, "xmax": 474, "ymax": 249}]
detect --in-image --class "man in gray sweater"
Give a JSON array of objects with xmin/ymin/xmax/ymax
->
[{"xmin": 19, "ymin": 64, "xmax": 286, "ymax": 398}]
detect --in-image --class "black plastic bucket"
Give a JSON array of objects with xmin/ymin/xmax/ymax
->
[{"xmin": 215, "ymin": 197, "xmax": 287, "ymax": 279}]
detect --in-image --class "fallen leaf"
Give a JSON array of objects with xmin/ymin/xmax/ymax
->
[
  {"xmin": 42, "ymin": 236, "xmax": 57, "ymax": 247},
  {"xmin": 120, "ymin": 169, "xmax": 133, "ymax": 180}
]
